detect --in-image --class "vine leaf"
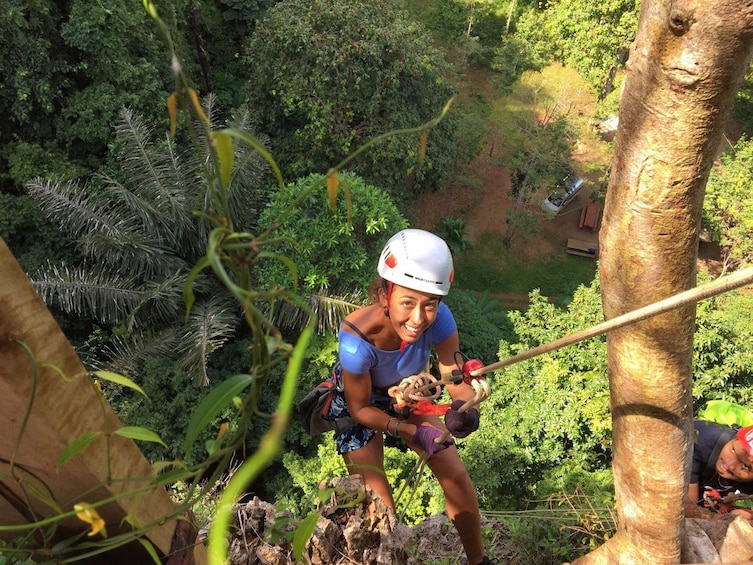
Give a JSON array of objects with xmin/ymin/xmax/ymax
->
[
  {"xmin": 185, "ymin": 373, "xmax": 254, "ymax": 456},
  {"xmin": 292, "ymin": 511, "xmax": 320, "ymax": 560},
  {"xmin": 56, "ymin": 432, "xmax": 102, "ymax": 471},
  {"xmin": 94, "ymin": 370, "xmax": 149, "ymax": 400},
  {"xmin": 115, "ymin": 426, "xmax": 167, "ymax": 447}
]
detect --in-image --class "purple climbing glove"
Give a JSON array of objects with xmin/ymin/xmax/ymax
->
[
  {"xmin": 444, "ymin": 399, "xmax": 480, "ymax": 438},
  {"xmin": 412, "ymin": 425, "xmax": 454, "ymax": 457}
]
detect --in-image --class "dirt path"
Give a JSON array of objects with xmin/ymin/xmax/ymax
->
[{"xmin": 408, "ymin": 65, "xmax": 721, "ymax": 308}]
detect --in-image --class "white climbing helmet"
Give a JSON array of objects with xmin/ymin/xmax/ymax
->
[{"xmin": 377, "ymin": 229, "xmax": 454, "ymax": 296}]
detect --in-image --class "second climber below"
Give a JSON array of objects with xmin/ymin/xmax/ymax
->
[{"xmin": 327, "ymin": 228, "xmax": 494, "ymax": 565}]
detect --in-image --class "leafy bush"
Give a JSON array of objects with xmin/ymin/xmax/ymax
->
[
  {"xmin": 703, "ymin": 135, "xmax": 753, "ymax": 269},
  {"xmin": 514, "ymin": 0, "xmax": 639, "ymax": 92},
  {"xmin": 255, "ymin": 172, "xmax": 408, "ymax": 296},
  {"xmin": 444, "ymin": 289, "xmax": 513, "ymax": 362},
  {"xmin": 242, "ymin": 0, "xmax": 461, "ymax": 201},
  {"xmin": 434, "ymin": 216, "xmax": 472, "ymax": 254},
  {"xmin": 282, "ymin": 434, "xmax": 446, "ymax": 525},
  {"xmin": 491, "ymin": 33, "xmax": 546, "ymax": 91},
  {"xmin": 461, "ymin": 279, "xmax": 610, "ymax": 510}
]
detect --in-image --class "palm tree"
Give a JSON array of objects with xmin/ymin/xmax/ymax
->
[{"xmin": 26, "ymin": 101, "xmax": 270, "ymax": 384}]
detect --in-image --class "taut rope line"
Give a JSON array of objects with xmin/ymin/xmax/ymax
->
[{"xmin": 470, "ymin": 266, "xmax": 753, "ymax": 378}]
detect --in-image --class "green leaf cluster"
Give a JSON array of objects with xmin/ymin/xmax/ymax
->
[
  {"xmin": 692, "ymin": 284, "xmax": 753, "ymax": 408},
  {"xmin": 241, "ymin": 0, "xmax": 461, "ymax": 202},
  {"xmin": 703, "ymin": 135, "xmax": 753, "ymax": 269},
  {"xmin": 514, "ymin": 0, "xmax": 639, "ymax": 92},
  {"xmin": 255, "ymin": 172, "xmax": 408, "ymax": 296},
  {"xmin": 462, "ymin": 279, "xmax": 610, "ymax": 509}
]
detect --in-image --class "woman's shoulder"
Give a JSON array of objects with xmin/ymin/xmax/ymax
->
[
  {"xmin": 694, "ymin": 420, "xmax": 735, "ymax": 453},
  {"xmin": 342, "ymin": 306, "xmax": 380, "ymax": 340}
]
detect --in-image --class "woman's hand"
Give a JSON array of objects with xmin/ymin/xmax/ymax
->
[
  {"xmin": 444, "ymin": 399, "xmax": 480, "ymax": 438},
  {"xmin": 412, "ymin": 425, "xmax": 454, "ymax": 457}
]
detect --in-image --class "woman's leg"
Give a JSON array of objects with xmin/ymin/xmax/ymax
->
[
  {"xmin": 342, "ymin": 432, "xmax": 394, "ymax": 506},
  {"xmin": 408, "ymin": 416, "xmax": 486, "ymax": 565}
]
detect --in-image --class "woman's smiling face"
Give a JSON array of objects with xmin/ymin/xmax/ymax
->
[{"xmin": 383, "ymin": 284, "xmax": 441, "ymax": 343}]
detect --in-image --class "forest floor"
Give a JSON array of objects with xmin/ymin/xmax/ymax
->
[{"xmin": 408, "ymin": 65, "xmax": 723, "ymax": 308}]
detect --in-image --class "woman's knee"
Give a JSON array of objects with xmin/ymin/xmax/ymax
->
[{"xmin": 430, "ymin": 450, "xmax": 472, "ymax": 485}]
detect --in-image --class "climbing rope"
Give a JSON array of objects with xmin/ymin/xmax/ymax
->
[
  {"xmin": 388, "ymin": 372, "xmax": 442, "ymax": 409},
  {"xmin": 393, "ymin": 266, "xmax": 753, "ymax": 515},
  {"xmin": 469, "ymin": 265, "xmax": 753, "ymax": 378}
]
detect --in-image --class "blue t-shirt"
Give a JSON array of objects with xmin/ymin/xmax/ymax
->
[{"xmin": 338, "ymin": 302, "xmax": 457, "ymax": 389}]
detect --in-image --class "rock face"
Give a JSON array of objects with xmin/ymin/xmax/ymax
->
[
  {"xmin": 683, "ymin": 515, "xmax": 753, "ymax": 563},
  {"xmin": 227, "ymin": 476, "xmax": 414, "ymax": 565}
]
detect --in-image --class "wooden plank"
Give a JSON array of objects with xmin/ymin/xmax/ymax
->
[
  {"xmin": 567, "ymin": 238, "xmax": 599, "ymax": 258},
  {"xmin": 0, "ymin": 238, "xmax": 207, "ymax": 564}
]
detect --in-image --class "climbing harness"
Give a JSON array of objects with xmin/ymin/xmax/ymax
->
[{"xmin": 393, "ymin": 354, "xmax": 491, "ymax": 515}]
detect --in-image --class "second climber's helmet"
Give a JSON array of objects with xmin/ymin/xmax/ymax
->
[{"xmin": 377, "ymin": 229, "xmax": 454, "ymax": 296}]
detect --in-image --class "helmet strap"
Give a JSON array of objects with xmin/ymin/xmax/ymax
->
[{"xmin": 383, "ymin": 281, "xmax": 393, "ymax": 317}]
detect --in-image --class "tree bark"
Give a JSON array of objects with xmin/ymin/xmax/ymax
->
[
  {"xmin": 0, "ymin": 239, "xmax": 207, "ymax": 564},
  {"xmin": 575, "ymin": 1, "xmax": 753, "ymax": 563}
]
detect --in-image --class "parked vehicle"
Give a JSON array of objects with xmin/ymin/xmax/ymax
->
[{"xmin": 542, "ymin": 172, "xmax": 585, "ymax": 215}]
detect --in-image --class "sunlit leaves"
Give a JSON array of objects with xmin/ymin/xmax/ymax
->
[
  {"xmin": 255, "ymin": 172, "xmax": 408, "ymax": 299},
  {"xmin": 704, "ymin": 135, "xmax": 753, "ymax": 269},
  {"xmin": 242, "ymin": 0, "xmax": 459, "ymax": 199},
  {"xmin": 114, "ymin": 426, "xmax": 167, "ymax": 447},
  {"xmin": 94, "ymin": 370, "xmax": 148, "ymax": 400}
]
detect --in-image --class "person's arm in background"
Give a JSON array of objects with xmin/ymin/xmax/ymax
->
[{"xmin": 685, "ymin": 483, "xmax": 712, "ymax": 519}]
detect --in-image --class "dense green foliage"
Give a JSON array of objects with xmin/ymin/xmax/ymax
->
[
  {"xmin": 26, "ymin": 106, "xmax": 270, "ymax": 384},
  {"xmin": 4, "ymin": 0, "xmax": 753, "ymax": 560},
  {"xmin": 241, "ymin": 0, "xmax": 461, "ymax": 203},
  {"xmin": 703, "ymin": 135, "xmax": 753, "ymax": 270},
  {"xmin": 692, "ymin": 283, "xmax": 753, "ymax": 408},
  {"xmin": 1, "ymin": 0, "xmax": 172, "ymax": 189},
  {"xmin": 255, "ymin": 172, "xmax": 408, "ymax": 296},
  {"xmin": 515, "ymin": 0, "xmax": 639, "ymax": 93}
]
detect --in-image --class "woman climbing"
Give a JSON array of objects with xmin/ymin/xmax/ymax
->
[{"xmin": 328, "ymin": 228, "xmax": 494, "ymax": 565}]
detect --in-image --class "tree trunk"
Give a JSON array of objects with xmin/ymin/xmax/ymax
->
[
  {"xmin": 0, "ymin": 239, "xmax": 206, "ymax": 564},
  {"xmin": 575, "ymin": 1, "xmax": 753, "ymax": 563}
]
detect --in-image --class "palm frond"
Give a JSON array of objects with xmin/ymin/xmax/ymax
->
[
  {"xmin": 27, "ymin": 177, "xmax": 177, "ymax": 277},
  {"xmin": 172, "ymin": 294, "xmax": 240, "ymax": 385},
  {"xmin": 31, "ymin": 262, "xmax": 143, "ymax": 325},
  {"xmin": 97, "ymin": 328, "xmax": 182, "ymax": 376},
  {"xmin": 273, "ymin": 290, "xmax": 365, "ymax": 335},
  {"xmin": 25, "ymin": 178, "xmax": 121, "ymax": 241},
  {"xmin": 116, "ymin": 108, "xmax": 198, "ymax": 219},
  {"xmin": 114, "ymin": 108, "xmax": 204, "ymax": 255},
  {"xmin": 27, "ymin": 104, "xmax": 272, "ymax": 385},
  {"xmin": 79, "ymin": 227, "xmax": 184, "ymax": 279},
  {"xmin": 124, "ymin": 271, "xmax": 187, "ymax": 332}
]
